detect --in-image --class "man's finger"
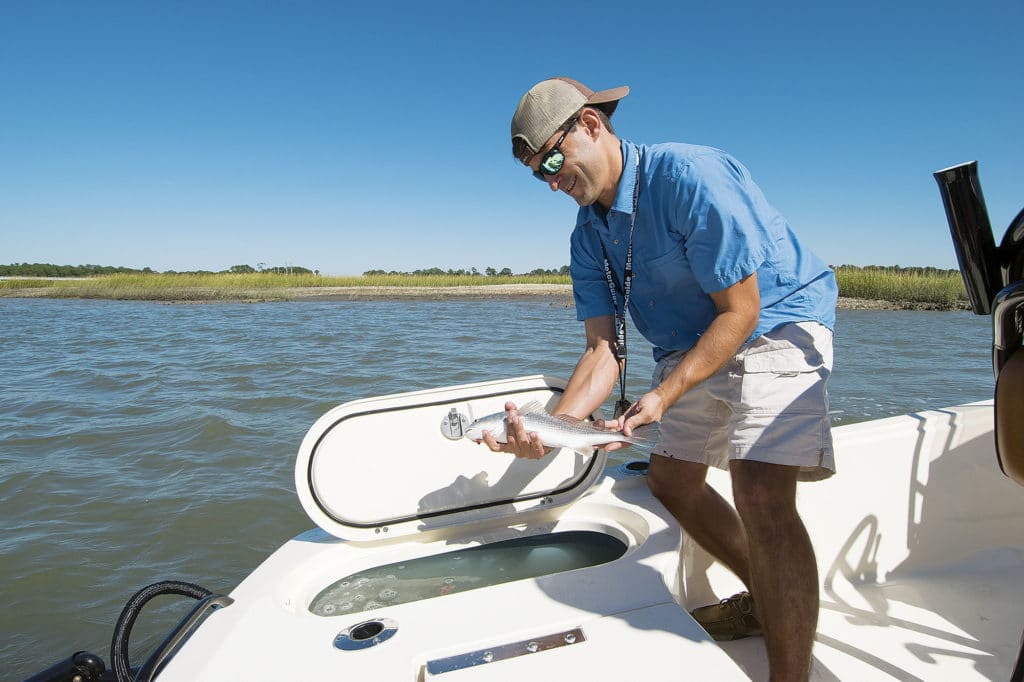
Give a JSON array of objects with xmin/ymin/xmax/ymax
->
[{"xmin": 481, "ymin": 430, "xmax": 507, "ymax": 453}]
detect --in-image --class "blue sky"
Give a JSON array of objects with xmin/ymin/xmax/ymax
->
[{"xmin": 2, "ymin": 1, "xmax": 1021, "ymax": 275}]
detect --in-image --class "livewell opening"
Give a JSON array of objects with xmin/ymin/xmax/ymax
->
[{"xmin": 309, "ymin": 530, "xmax": 626, "ymax": 617}]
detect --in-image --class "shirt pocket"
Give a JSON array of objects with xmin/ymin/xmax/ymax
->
[{"xmin": 643, "ymin": 245, "xmax": 692, "ymax": 295}]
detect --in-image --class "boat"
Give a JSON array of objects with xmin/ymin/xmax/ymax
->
[{"xmin": 27, "ymin": 163, "xmax": 1024, "ymax": 681}]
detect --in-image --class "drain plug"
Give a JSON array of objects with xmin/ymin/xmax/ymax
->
[{"xmin": 334, "ymin": 617, "xmax": 398, "ymax": 651}]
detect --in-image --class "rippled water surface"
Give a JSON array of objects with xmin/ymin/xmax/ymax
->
[{"xmin": 0, "ymin": 298, "xmax": 992, "ymax": 674}]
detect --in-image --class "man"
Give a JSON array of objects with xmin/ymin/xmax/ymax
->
[{"xmin": 482, "ymin": 77, "xmax": 838, "ymax": 681}]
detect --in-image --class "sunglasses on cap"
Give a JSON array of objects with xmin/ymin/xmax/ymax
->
[{"xmin": 532, "ymin": 116, "xmax": 579, "ymax": 181}]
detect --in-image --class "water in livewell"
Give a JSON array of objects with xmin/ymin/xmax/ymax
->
[
  {"xmin": 309, "ymin": 530, "xmax": 627, "ymax": 617},
  {"xmin": 0, "ymin": 298, "xmax": 992, "ymax": 674}
]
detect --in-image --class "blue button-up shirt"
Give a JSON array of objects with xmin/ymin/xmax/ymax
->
[{"xmin": 570, "ymin": 141, "xmax": 838, "ymax": 362}]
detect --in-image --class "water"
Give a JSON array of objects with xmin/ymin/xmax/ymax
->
[
  {"xmin": 309, "ymin": 530, "xmax": 627, "ymax": 618},
  {"xmin": 0, "ymin": 298, "xmax": 992, "ymax": 675}
]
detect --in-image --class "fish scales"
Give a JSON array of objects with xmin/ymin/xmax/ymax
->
[{"xmin": 463, "ymin": 401, "xmax": 652, "ymax": 454}]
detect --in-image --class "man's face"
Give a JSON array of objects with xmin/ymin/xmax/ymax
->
[{"xmin": 529, "ymin": 114, "xmax": 605, "ymax": 207}]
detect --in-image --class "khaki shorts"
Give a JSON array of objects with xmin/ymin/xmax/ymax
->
[{"xmin": 652, "ymin": 321, "xmax": 835, "ymax": 482}]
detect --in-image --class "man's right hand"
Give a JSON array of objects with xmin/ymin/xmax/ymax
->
[{"xmin": 477, "ymin": 401, "xmax": 549, "ymax": 460}]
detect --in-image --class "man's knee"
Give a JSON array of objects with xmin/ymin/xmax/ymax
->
[
  {"xmin": 647, "ymin": 454, "xmax": 708, "ymax": 504},
  {"xmin": 730, "ymin": 460, "xmax": 800, "ymax": 528}
]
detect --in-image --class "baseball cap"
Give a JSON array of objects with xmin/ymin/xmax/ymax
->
[{"xmin": 511, "ymin": 77, "xmax": 629, "ymax": 156}]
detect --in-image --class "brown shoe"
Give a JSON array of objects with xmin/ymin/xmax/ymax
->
[{"xmin": 690, "ymin": 591, "xmax": 762, "ymax": 641}]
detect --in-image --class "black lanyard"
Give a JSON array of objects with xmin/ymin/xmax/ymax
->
[{"xmin": 600, "ymin": 147, "xmax": 640, "ymax": 419}]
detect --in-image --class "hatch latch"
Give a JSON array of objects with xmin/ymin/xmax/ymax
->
[{"xmin": 439, "ymin": 408, "xmax": 471, "ymax": 440}]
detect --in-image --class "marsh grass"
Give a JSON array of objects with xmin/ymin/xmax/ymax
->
[
  {"xmin": 1, "ymin": 268, "xmax": 969, "ymax": 306},
  {"xmin": 833, "ymin": 267, "xmax": 967, "ymax": 307},
  {"xmin": 0, "ymin": 272, "xmax": 573, "ymax": 301}
]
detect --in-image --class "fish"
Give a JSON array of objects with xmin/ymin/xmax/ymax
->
[{"xmin": 463, "ymin": 401, "xmax": 653, "ymax": 455}]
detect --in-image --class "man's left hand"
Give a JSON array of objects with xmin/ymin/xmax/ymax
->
[{"xmin": 618, "ymin": 391, "xmax": 668, "ymax": 435}]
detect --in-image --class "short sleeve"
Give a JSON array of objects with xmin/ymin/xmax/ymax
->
[{"xmin": 675, "ymin": 152, "xmax": 774, "ymax": 293}]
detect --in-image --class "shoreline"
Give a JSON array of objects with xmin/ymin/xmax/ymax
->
[
  {"xmin": 249, "ymin": 284, "xmax": 972, "ymax": 310},
  {"xmin": 0, "ymin": 283, "xmax": 970, "ymax": 310}
]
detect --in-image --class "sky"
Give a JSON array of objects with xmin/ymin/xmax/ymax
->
[{"xmin": 1, "ymin": 1, "xmax": 1021, "ymax": 276}]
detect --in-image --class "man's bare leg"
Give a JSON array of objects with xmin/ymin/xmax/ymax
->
[
  {"xmin": 731, "ymin": 460, "xmax": 818, "ymax": 682},
  {"xmin": 647, "ymin": 454, "xmax": 752, "ymax": 587}
]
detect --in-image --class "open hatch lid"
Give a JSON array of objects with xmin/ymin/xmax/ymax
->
[{"xmin": 294, "ymin": 375, "xmax": 611, "ymax": 541}]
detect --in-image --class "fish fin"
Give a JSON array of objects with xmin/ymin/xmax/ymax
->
[
  {"xmin": 624, "ymin": 427, "xmax": 657, "ymax": 448},
  {"xmin": 517, "ymin": 400, "xmax": 546, "ymax": 414}
]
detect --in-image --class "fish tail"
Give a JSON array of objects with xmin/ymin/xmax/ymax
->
[{"xmin": 624, "ymin": 425, "xmax": 657, "ymax": 449}]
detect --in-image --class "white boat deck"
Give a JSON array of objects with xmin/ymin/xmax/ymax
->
[
  {"xmin": 157, "ymin": 380, "xmax": 1023, "ymax": 681},
  {"xmin": 703, "ymin": 402, "xmax": 1024, "ymax": 680}
]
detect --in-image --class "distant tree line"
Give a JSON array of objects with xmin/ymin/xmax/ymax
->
[
  {"xmin": 0, "ymin": 263, "xmax": 155, "ymax": 277},
  {"xmin": 362, "ymin": 266, "xmax": 571, "ymax": 277},
  {"xmin": 2, "ymin": 262, "xmax": 568, "ymax": 278},
  {"xmin": 0, "ymin": 263, "xmax": 316, "ymax": 276},
  {"xmin": 1, "ymin": 262, "xmax": 962, "ymax": 279},
  {"xmin": 227, "ymin": 264, "xmax": 315, "ymax": 275}
]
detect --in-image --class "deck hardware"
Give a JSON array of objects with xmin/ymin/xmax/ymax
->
[
  {"xmin": 133, "ymin": 592, "xmax": 234, "ymax": 681},
  {"xmin": 334, "ymin": 617, "xmax": 399, "ymax": 651},
  {"xmin": 440, "ymin": 408, "xmax": 471, "ymax": 440},
  {"xmin": 425, "ymin": 627, "xmax": 586, "ymax": 675},
  {"xmin": 619, "ymin": 460, "xmax": 650, "ymax": 476}
]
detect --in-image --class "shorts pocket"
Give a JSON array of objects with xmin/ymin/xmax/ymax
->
[
  {"xmin": 736, "ymin": 323, "xmax": 833, "ymax": 416},
  {"xmin": 742, "ymin": 344, "xmax": 823, "ymax": 375},
  {"xmin": 737, "ymin": 341, "xmax": 829, "ymax": 414}
]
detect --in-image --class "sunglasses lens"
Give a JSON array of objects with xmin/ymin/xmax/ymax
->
[
  {"xmin": 534, "ymin": 151, "xmax": 564, "ymax": 181},
  {"xmin": 540, "ymin": 150, "xmax": 564, "ymax": 175},
  {"xmin": 531, "ymin": 117, "xmax": 577, "ymax": 182}
]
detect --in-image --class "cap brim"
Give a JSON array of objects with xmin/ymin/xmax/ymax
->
[{"xmin": 586, "ymin": 85, "xmax": 629, "ymax": 106}]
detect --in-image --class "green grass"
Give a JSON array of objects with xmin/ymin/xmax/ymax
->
[
  {"xmin": 0, "ymin": 268, "xmax": 969, "ymax": 307},
  {"xmin": 0, "ymin": 272, "xmax": 573, "ymax": 301},
  {"xmin": 832, "ymin": 267, "xmax": 968, "ymax": 307}
]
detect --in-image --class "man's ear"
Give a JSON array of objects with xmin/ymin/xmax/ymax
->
[{"xmin": 578, "ymin": 107, "xmax": 604, "ymax": 140}]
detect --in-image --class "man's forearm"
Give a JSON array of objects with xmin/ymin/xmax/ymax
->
[
  {"xmin": 555, "ymin": 342, "xmax": 620, "ymax": 419},
  {"xmin": 654, "ymin": 307, "xmax": 757, "ymax": 407}
]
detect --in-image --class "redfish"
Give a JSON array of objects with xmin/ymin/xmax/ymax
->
[{"xmin": 462, "ymin": 401, "xmax": 652, "ymax": 455}]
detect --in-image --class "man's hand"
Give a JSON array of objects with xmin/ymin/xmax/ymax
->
[
  {"xmin": 597, "ymin": 391, "xmax": 668, "ymax": 449},
  {"xmin": 477, "ymin": 401, "xmax": 549, "ymax": 460}
]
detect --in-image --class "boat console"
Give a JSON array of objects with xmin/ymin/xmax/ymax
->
[
  {"xmin": 937, "ymin": 161, "xmax": 1024, "ymax": 483},
  {"xmin": 935, "ymin": 160, "xmax": 1024, "ymax": 681},
  {"xmin": 934, "ymin": 161, "xmax": 1024, "ymax": 485}
]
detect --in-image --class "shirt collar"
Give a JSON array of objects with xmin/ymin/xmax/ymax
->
[
  {"xmin": 580, "ymin": 139, "xmax": 638, "ymax": 226},
  {"xmin": 610, "ymin": 139, "xmax": 639, "ymax": 215}
]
